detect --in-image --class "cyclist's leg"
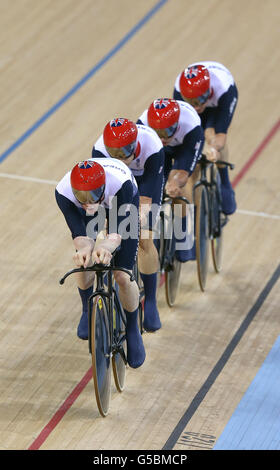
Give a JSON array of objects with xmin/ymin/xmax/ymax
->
[
  {"xmin": 76, "ymin": 216, "xmax": 105, "ymax": 340},
  {"xmin": 165, "ymin": 169, "xmax": 189, "ymax": 259},
  {"xmin": 204, "ymin": 85, "xmax": 237, "ymax": 216},
  {"xmin": 139, "ymin": 230, "xmax": 161, "ymax": 331},
  {"xmin": 113, "ymin": 231, "xmax": 145, "ymax": 369},
  {"xmin": 137, "ymin": 185, "xmax": 162, "ymax": 331},
  {"xmin": 171, "ymin": 166, "xmax": 199, "ymax": 262},
  {"xmin": 216, "ymin": 143, "xmax": 236, "ymax": 215},
  {"xmin": 76, "ymin": 271, "xmax": 94, "ymax": 340}
]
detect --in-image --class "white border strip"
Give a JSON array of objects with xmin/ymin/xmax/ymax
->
[
  {"xmin": 0, "ymin": 172, "xmax": 279, "ymax": 221},
  {"xmin": 0, "ymin": 172, "xmax": 58, "ymax": 185},
  {"xmin": 236, "ymin": 209, "xmax": 280, "ymax": 220}
]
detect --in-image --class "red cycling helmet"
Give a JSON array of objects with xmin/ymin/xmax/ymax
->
[
  {"xmin": 103, "ymin": 118, "xmax": 138, "ymax": 159},
  {"xmin": 147, "ymin": 99, "xmax": 180, "ymax": 139},
  {"xmin": 179, "ymin": 65, "xmax": 210, "ymax": 102},
  {"xmin": 70, "ymin": 160, "xmax": 106, "ymax": 204}
]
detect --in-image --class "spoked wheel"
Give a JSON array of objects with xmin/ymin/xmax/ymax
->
[
  {"xmin": 195, "ymin": 185, "xmax": 209, "ymax": 292},
  {"xmin": 112, "ymin": 294, "xmax": 127, "ymax": 393},
  {"xmin": 90, "ymin": 295, "xmax": 112, "ymax": 417},
  {"xmin": 211, "ymin": 171, "xmax": 223, "ymax": 273}
]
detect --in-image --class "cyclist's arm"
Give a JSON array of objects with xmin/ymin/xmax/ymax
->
[
  {"xmin": 114, "ymin": 180, "xmax": 137, "ymax": 236},
  {"xmin": 178, "ymin": 125, "xmax": 205, "ymax": 175},
  {"xmin": 91, "ymin": 146, "xmax": 105, "ymax": 158},
  {"xmin": 204, "ymin": 127, "xmax": 226, "ymax": 161},
  {"xmin": 173, "ymin": 88, "xmax": 183, "ymax": 101},
  {"xmin": 203, "ymin": 109, "xmax": 226, "ymax": 156},
  {"xmin": 55, "ymin": 189, "xmax": 87, "ymax": 239},
  {"xmin": 138, "ymin": 149, "xmax": 164, "ymax": 224},
  {"xmin": 140, "ymin": 148, "xmax": 165, "ymax": 199},
  {"xmin": 93, "ymin": 180, "xmax": 138, "ymax": 264},
  {"xmin": 214, "ymin": 85, "xmax": 238, "ymax": 136},
  {"xmin": 55, "ymin": 189, "xmax": 96, "ymax": 267},
  {"xmin": 206, "ymin": 85, "xmax": 237, "ymax": 155}
]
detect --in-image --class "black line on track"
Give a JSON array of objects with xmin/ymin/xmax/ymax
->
[{"xmin": 162, "ymin": 263, "xmax": 280, "ymax": 450}]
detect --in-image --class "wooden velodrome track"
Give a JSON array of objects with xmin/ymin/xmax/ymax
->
[{"xmin": 0, "ymin": 0, "xmax": 279, "ymax": 452}]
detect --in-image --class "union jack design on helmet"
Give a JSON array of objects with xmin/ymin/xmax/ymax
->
[
  {"xmin": 153, "ymin": 98, "xmax": 170, "ymax": 110},
  {"xmin": 78, "ymin": 160, "xmax": 95, "ymax": 170},
  {"xmin": 110, "ymin": 118, "xmax": 126, "ymax": 127},
  {"xmin": 186, "ymin": 66, "xmax": 200, "ymax": 79}
]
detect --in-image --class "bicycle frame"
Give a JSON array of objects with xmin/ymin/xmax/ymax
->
[
  {"xmin": 59, "ymin": 264, "xmax": 134, "ymax": 356},
  {"xmin": 193, "ymin": 155, "xmax": 234, "ymax": 239},
  {"xmin": 158, "ymin": 194, "xmax": 190, "ymax": 270}
]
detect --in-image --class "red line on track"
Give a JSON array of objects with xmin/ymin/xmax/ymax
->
[
  {"xmin": 232, "ymin": 118, "xmax": 280, "ymax": 188},
  {"xmin": 28, "ymin": 368, "xmax": 92, "ymax": 450},
  {"xmin": 28, "ymin": 117, "xmax": 280, "ymax": 450}
]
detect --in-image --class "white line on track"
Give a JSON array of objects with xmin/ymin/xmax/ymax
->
[
  {"xmin": 0, "ymin": 172, "xmax": 279, "ymax": 220},
  {"xmin": 236, "ymin": 209, "xmax": 280, "ymax": 220},
  {"xmin": 0, "ymin": 172, "xmax": 58, "ymax": 185}
]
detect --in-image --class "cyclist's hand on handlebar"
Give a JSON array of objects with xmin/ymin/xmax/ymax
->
[
  {"xmin": 165, "ymin": 180, "xmax": 184, "ymax": 198},
  {"xmin": 73, "ymin": 236, "xmax": 94, "ymax": 268},
  {"xmin": 73, "ymin": 247, "xmax": 92, "ymax": 268},
  {"xmin": 92, "ymin": 247, "xmax": 112, "ymax": 265},
  {"xmin": 204, "ymin": 146, "xmax": 219, "ymax": 162}
]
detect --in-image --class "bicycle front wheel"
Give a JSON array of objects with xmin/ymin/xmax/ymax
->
[
  {"xmin": 90, "ymin": 295, "xmax": 112, "ymax": 417},
  {"xmin": 112, "ymin": 293, "xmax": 127, "ymax": 392},
  {"xmin": 195, "ymin": 185, "xmax": 209, "ymax": 292}
]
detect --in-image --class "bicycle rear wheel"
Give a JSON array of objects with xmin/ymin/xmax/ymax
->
[
  {"xmin": 165, "ymin": 259, "xmax": 181, "ymax": 307},
  {"xmin": 112, "ymin": 294, "xmax": 127, "ymax": 392},
  {"xmin": 90, "ymin": 295, "xmax": 112, "ymax": 417},
  {"xmin": 165, "ymin": 235, "xmax": 181, "ymax": 307},
  {"xmin": 211, "ymin": 171, "xmax": 223, "ymax": 273},
  {"xmin": 195, "ymin": 185, "xmax": 209, "ymax": 292}
]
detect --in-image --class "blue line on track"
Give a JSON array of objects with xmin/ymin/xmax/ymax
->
[
  {"xmin": 162, "ymin": 263, "xmax": 280, "ymax": 450},
  {"xmin": 0, "ymin": 0, "xmax": 168, "ymax": 164},
  {"xmin": 214, "ymin": 335, "xmax": 280, "ymax": 450}
]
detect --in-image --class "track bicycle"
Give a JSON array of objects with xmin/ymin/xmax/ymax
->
[
  {"xmin": 156, "ymin": 193, "xmax": 191, "ymax": 307},
  {"xmin": 60, "ymin": 259, "xmax": 138, "ymax": 417},
  {"xmin": 193, "ymin": 154, "xmax": 235, "ymax": 291}
]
